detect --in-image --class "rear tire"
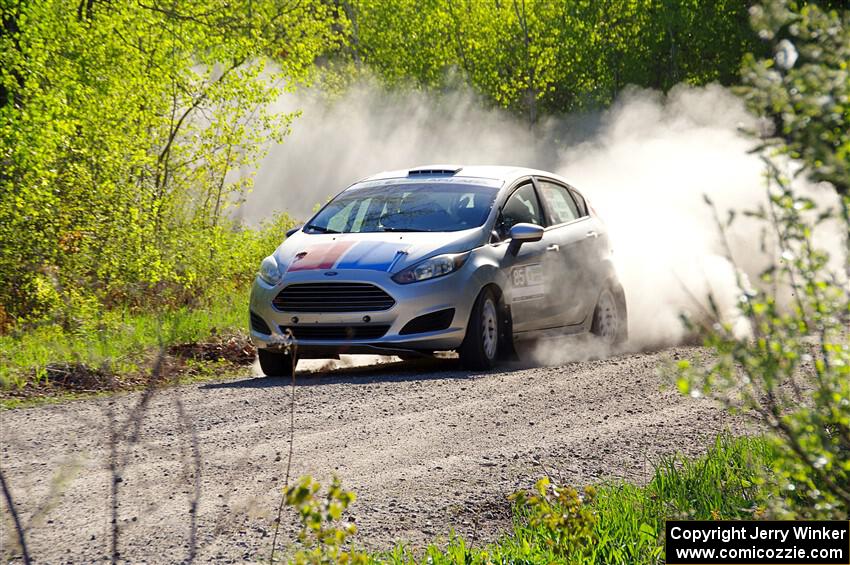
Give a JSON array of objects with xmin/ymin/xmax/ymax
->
[
  {"xmin": 257, "ymin": 348, "xmax": 297, "ymax": 377},
  {"xmin": 459, "ymin": 288, "xmax": 500, "ymax": 370},
  {"xmin": 591, "ymin": 286, "xmax": 627, "ymax": 347}
]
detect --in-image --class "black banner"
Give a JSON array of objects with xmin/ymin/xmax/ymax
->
[{"xmin": 666, "ymin": 521, "xmax": 850, "ymax": 564}]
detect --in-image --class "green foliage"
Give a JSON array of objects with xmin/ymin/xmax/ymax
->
[
  {"xmin": 0, "ymin": 1, "xmax": 336, "ymax": 328},
  {"xmin": 491, "ymin": 435, "xmax": 772, "ymax": 565},
  {"xmin": 0, "ymin": 286, "xmax": 249, "ymax": 391},
  {"xmin": 737, "ymin": 0, "xmax": 850, "ymax": 267},
  {"xmin": 509, "ymin": 480, "xmax": 598, "ymax": 561},
  {"xmin": 587, "ymin": 435, "xmax": 774, "ymax": 564},
  {"xmin": 0, "ymin": 209, "xmax": 294, "ymax": 392},
  {"xmin": 678, "ymin": 171, "xmax": 850, "ymax": 518},
  {"xmin": 284, "ymin": 476, "xmax": 369, "ymax": 565},
  {"xmin": 739, "ymin": 0, "xmax": 850, "ymax": 198},
  {"xmin": 0, "ymin": 0, "xmax": 772, "ymax": 357},
  {"xmin": 338, "ymin": 0, "xmax": 762, "ymax": 120},
  {"xmin": 678, "ymin": 0, "xmax": 849, "ymax": 520}
]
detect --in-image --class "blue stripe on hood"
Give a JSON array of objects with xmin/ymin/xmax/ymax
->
[{"xmin": 334, "ymin": 241, "xmax": 412, "ymax": 271}]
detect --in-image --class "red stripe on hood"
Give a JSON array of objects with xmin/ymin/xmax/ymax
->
[{"xmin": 287, "ymin": 240, "xmax": 355, "ymax": 272}]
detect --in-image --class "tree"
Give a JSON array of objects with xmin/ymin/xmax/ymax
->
[
  {"xmin": 0, "ymin": 0, "xmax": 340, "ymax": 325},
  {"xmin": 739, "ymin": 0, "xmax": 850, "ymax": 261},
  {"xmin": 335, "ymin": 0, "xmax": 762, "ymax": 120}
]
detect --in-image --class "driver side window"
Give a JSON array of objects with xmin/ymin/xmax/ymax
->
[{"xmin": 499, "ymin": 183, "xmax": 542, "ymax": 237}]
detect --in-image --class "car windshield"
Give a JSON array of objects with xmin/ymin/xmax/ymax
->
[{"xmin": 306, "ymin": 180, "xmax": 500, "ymax": 233}]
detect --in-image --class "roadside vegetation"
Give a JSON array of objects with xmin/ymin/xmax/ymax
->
[
  {"xmin": 415, "ymin": 435, "xmax": 774, "ymax": 564},
  {"xmin": 278, "ymin": 434, "xmax": 775, "ymax": 564},
  {"xmin": 1, "ymin": 0, "xmax": 847, "ymax": 563},
  {"xmin": 0, "ymin": 292, "xmax": 254, "ymax": 406},
  {"xmin": 679, "ymin": 0, "xmax": 850, "ymax": 520}
]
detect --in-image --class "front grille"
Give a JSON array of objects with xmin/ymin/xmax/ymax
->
[
  {"xmin": 250, "ymin": 311, "xmax": 272, "ymax": 335},
  {"xmin": 273, "ymin": 283, "xmax": 395, "ymax": 313},
  {"xmin": 280, "ymin": 325, "xmax": 390, "ymax": 340}
]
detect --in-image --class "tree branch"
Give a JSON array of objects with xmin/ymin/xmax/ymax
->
[{"xmin": 0, "ymin": 468, "xmax": 31, "ymax": 565}]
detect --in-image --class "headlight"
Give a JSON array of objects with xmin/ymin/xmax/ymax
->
[
  {"xmin": 392, "ymin": 252, "xmax": 469, "ymax": 284},
  {"xmin": 258, "ymin": 255, "xmax": 282, "ymax": 285}
]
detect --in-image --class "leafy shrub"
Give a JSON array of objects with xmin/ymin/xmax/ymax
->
[
  {"xmin": 282, "ymin": 476, "xmax": 369, "ymax": 565},
  {"xmin": 510, "ymin": 480, "xmax": 598, "ymax": 561},
  {"xmin": 679, "ymin": 0, "xmax": 849, "ymax": 519},
  {"xmin": 678, "ymin": 174, "xmax": 849, "ymax": 519}
]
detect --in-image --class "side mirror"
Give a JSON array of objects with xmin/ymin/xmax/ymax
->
[
  {"xmin": 508, "ymin": 223, "xmax": 544, "ymax": 255},
  {"xmin": 285, "ymin": 225, "xmax": 303, "ymax": 238}
]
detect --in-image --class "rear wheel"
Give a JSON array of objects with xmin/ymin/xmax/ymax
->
[
  {"xmin": 591, "ymin": 286, "xmax": 627, "ymax": 347},
  {"xmin": 459, "ymin": 288, "xmax": 500, "ymax": 370},
  {"xmin": 257, "ymin": 348, "xmax": 297, "ymax": 377}
]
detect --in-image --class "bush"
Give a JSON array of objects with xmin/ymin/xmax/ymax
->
[
  {"xmin": 280, "ymin": 476, "xmax": 369, "ymax": 565},
  {"xmin": 678, "ymin": 0, "xmax": 849, "ymax": 519}
]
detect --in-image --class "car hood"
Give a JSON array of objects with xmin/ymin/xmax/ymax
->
[{"xmin": 273, "ymin": 229, "xmax": 486, "ymax": 275}]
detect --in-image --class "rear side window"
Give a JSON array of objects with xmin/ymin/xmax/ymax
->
[
  {"xmin": 501, "ymin": 183, "xmax": 543, "ymax": 234},
  {"xmin": 538, "ymin": 180, "xmax": 579, "ymax": 225},
  {"xmin": 570, "ymin": 189, "xmax": 588, "ymax": 217}
]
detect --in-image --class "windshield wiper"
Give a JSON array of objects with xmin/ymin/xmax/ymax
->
[
  {"xmin": 378, "ymin": 227, "xmax": 429, "ymax": 232},
  {"xmin": 305, "ymin": 224, "xmax": 341, "ymax": 234}
]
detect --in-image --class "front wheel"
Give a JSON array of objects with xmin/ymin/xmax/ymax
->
[
  {"xmin": 459, "ymin": 288, "xmax": 500, "ymax": 370},
  {"xmin": 257, "ymin": 348, "xmax": 297, "ymax": 377}
]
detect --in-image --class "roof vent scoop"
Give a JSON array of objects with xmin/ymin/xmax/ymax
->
[{"xmin": 407, "ymin": 165, "xmax": 462, "ymax": 176}]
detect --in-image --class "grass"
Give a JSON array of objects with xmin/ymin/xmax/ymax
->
[
  {"xmin": 0, "ymin": 286, "xmax": 251, "ymax": 392},
  {"xmin": 371, "ymin": 434, "xmax": 776, "ymax": 564},
  {"xmin": 0, "ymin": 357, "xmax": 250, "ymax": 409}
]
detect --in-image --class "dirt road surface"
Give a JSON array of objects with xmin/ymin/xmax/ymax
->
[{"xmin": 1, "ymin": 347, "xmax": 743, "ymax": 563}]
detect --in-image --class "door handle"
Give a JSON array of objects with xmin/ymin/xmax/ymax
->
[
  {"xmin": 585, "ymin": 231, "xmax": 598, "ymax": 239},
  {"xmin": 546, "ymin": 244, "xmax": 560, "ymax": 252}
]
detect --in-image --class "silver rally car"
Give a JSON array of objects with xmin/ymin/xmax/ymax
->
[{"xmin": 250, "ymin": 165, "xmax": 627, "ymax": 376}]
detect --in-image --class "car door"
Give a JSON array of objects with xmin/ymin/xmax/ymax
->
[
  {"xmin": 568, "ymin": 186, "xmax": 611, "ymax": 284},
  {"xmin": 535, "ymin": 178, "xmax": 602, "ymax": 326},
  {"xmin": 493, "ymin": 181, "xmax": 560, "ymax": 332}
]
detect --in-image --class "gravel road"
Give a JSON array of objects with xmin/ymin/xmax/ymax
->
[{"xmin": 1, "ymin": 346, "xmax": 743, "ymax": 563}]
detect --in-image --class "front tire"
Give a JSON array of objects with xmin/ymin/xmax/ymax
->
[
  {"xmin": 257, "ymin": 348, "xmax": 297, "ymax": 377},
  {"xmin": 459, "ymin": 288, "xmax": 500, "ymax": 370}
]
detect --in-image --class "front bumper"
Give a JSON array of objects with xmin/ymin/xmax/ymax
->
[{"xmin": 249, "ymin": 268, "xmax": 479, "ymax": 357}]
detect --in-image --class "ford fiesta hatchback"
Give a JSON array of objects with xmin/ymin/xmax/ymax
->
[{"xmin": 249, "ymin": 165, "xmax": 627, "ymax": 376}]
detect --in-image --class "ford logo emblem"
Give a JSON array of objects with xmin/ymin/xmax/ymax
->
[{"xmin": 324, "ymin": 271, "xmax": 338, "ymax": 277}]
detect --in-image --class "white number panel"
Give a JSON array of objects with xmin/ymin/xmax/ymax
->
[{"xmin": 510, "ymin": 263, "xmax": 544, "ymax": 303}]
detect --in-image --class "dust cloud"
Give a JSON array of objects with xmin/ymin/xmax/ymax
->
[{"xmin": 241, "ymin": 81, "xmax": 845, "ymax": 358}]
